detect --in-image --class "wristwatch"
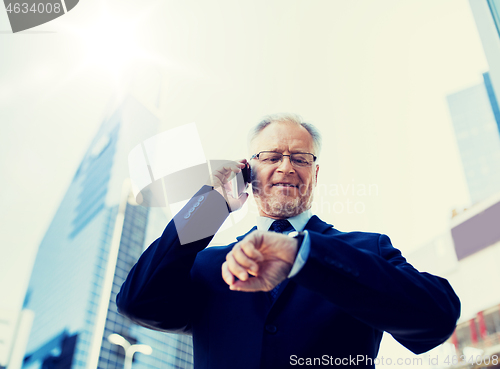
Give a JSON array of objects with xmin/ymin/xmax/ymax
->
[{"xmin": 288, "ymin": 231, "xmax": 306, "ymax": 246}]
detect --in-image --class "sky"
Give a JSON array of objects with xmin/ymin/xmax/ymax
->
[{"xmin": 0, "ymin": 0, "xmax": 489, "ymax": 332}]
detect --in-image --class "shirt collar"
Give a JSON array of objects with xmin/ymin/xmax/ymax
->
[{"xmin": 256, "ymin": 209, "xmax": 313, "ymax": 232}]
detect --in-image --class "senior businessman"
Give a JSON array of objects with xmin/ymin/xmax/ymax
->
[{"xmin": 117, "ymin": 113, "xmax": 460, "ymax": 369}]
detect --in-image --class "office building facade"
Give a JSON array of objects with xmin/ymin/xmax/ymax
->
[
  {"xmin": 22, "ymin": 95, "xmax": 194, "ymax": 369},
  {"xmin": 469, "ymin": 0, "xmax": 500, "ymax": 99},
  {"xmin": 446, "ymin": 72, "xmax": 500, "ymax": 204}
]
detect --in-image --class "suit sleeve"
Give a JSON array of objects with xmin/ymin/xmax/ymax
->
[
  {"xmin": 290, "ymin": 231, "xmax": 461, "ymax": 354},
  {"xmin": 116, "ymin": 186, "xmax": 230, "ymax": 333}
]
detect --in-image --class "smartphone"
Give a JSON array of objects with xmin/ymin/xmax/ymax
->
[
  {"xmin": 231, "ymin": 163, "xmax": 251, "ymax": 199},
  {"xmin": 242, "ymin": 164, "xmax": 251, "ymax": 184}
]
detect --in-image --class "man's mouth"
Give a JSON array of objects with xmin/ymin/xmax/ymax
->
[{"xmin": 273, "ymin": 183, "xmax": 298, "ymax": 188}]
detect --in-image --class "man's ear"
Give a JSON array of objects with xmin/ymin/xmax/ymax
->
[{"xmin": 314, "ymin": 164, "xmax": 319, "ymax": 185}]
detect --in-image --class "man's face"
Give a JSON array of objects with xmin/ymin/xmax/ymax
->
[{"xmin": 250, "ymin": 121, "xmax": 319, "ymax": 219}]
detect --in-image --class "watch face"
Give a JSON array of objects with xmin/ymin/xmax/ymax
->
[{"xmin": 288, "ymin": 231, "xmax": 299, "ymax": 238}]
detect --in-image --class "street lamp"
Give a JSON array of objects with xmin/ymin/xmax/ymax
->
[{"xmin": 108, "ymin": 333, "xmax": 152, "ymax": 369}]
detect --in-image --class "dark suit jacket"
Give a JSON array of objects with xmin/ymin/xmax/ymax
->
[{"xmin": 117, "ymin": 186, "xmax": 460, "ymax": 369}]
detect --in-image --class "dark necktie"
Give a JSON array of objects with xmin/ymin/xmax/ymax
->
[
  {"xmin": 268, "ymin": 219, "xmax": 294, "ymax": 301},
  {"xmin": 269, "ymin": 219, "xmax": 294, "ymax": 234}
]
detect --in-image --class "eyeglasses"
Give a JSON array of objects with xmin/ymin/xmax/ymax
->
[{"xmin": 250, "ymin": 151, "xmax": 317, "ymax": 167}]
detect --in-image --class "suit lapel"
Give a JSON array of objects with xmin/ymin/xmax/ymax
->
[
  {"xmin": 304, "ymin": 215, "xmax": 334, "ymax": 234},
  {"xmin": 236, "ymin": 226, "xmax": 257, "ymax": 242}
]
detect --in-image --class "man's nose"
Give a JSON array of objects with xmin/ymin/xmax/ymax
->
[{"xmin": 276, "ymin": 155, "xmax": 295, "ymax": 173}]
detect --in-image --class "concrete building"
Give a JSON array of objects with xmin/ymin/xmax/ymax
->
[{"xmin": 408, "ymin": 192, "xmax": 500, "ymax": 368}]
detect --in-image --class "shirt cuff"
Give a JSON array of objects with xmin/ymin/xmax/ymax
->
[{"xmin": 288, "ymin": 230, "xmax": 311, "ymax": 278}]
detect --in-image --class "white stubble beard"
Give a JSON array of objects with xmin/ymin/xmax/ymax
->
[{"xmin": 253, "ymin": 182, "xmax": 315, "ymax": 218}]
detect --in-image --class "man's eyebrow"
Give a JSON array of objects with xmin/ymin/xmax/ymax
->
[{"xmin": 264, "ymin": 148, "xmax": 310, "ymax": 153}]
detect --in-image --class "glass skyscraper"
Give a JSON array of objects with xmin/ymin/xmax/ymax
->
[
  {"xmin": 469, "ymin": 0, "xmax": 500, "ymax": 110},
  {"xmin": 487, "ymin": 0, "xmax": 500, "ymax": 38},
  {"xmin": 22, "ymin": 95, "xmax": 194, "ymax": 369},
  {"xmin": 447, "ymin": 72, "xmax": 500, "ymax": 205}
]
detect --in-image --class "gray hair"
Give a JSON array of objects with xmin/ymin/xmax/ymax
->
[{"xmin": 247, "ymin": 113, "xmax": 322, "ymax": 157}]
